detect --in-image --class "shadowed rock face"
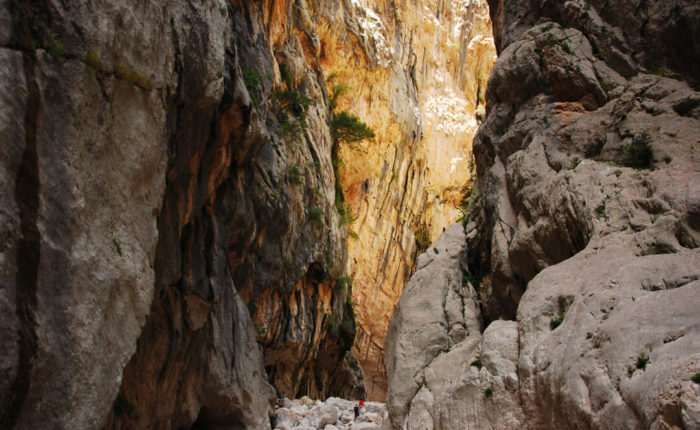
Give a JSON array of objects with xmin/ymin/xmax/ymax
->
[
  {"xmin": 385, "ymin": 1, "xmax": 700, "ymax": 429},
  {"xmin": 1, "ymin": 0, "xmax": 363, "ymax": 428}
]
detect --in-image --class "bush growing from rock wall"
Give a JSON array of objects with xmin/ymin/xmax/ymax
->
[
  {"xmin": 550, "ymin": 314, "xmax": 564, "ymax": 329},
  {"xmin": 636, "ymin": 354, "xmax": 650, "ymax": 370},
  {"xmin": 414, "ymin": 224, "xmax": 430, "ymax": 252},
  {"xmin": 331, "ymin": 111, "xmax": 375, "ymax": 144},
  {"xmin": 471, "ymin": 357, "xmax": 483, "ymax": 369},
  {"xmin": 309, "ymin": 206, "xmax": 324, "ymax": 227},
  {"xmin": 622, "ymin": 132, "xmax": 653, "ymax": 169}
]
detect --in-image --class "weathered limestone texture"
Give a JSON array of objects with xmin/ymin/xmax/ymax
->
[
  {"xmin": 313, "ymin": 0, "xmax": 496, "ymax": 400},
  {"xmin": 1, "ymin": 0, "xmax": 366, "ymax": 428},
  {"xmin": 386, "ymin": 0, "xmax": 700, "ymax": 429},
  {"xmin": 385, "ymin": 225, "xmax": 523, "ymax": 429}
]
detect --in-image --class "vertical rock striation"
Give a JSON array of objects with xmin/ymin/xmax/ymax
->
[
  {"xmin": 386, "ymin": 0, "xmax": 700, "ymax": 429},
  {"xmin": 1, "ymin": 0, "xmax": 367, "ymax": 428}
]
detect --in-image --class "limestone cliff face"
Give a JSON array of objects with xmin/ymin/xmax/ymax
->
[
  {"xmin": 0, "ymin": 1, "xmax": 362, "ymax": 428},
  {"xmin": 313, "ymin": 0, "xmax": 496, "ymax": 400},
  {"xmin": 386, "ymin": 1, "xmax": 700, "ymax": 429}
]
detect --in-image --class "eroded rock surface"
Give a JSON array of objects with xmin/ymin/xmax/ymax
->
[
  {"xmin": 385, "ymin": 225, "xmax": 523, "ymax": 429},
  {"xmin": 386, "ymin": 0, "xmax": 700, "ymax": 429},
  {"xmin": 1, "ymin": 0, "xmax": 364, "ymax": 428}
]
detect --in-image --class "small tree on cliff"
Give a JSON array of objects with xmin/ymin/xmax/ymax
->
[{"xmin": 326, "ymin": 74, "xmax": 375, "ymax": 224}]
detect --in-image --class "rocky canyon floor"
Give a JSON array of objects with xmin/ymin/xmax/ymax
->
[{"xmin": 272, "ymin": 397, "xmax": 389, "ymax": 430}]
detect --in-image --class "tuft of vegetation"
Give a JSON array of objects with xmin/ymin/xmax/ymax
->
[
  {"xmin": 433, "ymin": 247, "xmax": 439, "ymax": 255},
  {"xmin": 471, "ymin": 357, "xmax": 483, "ymax": 369},
  {"xmin": 114, "ymin": 64, "xmax": 154, "ymax": 90},
  {"xmin": 622, "ymin": 132, "xmax": 653, "ymax": 169},
  {"xmin": 484, "ymin": 387, "xmax": 494, "ymax": 398},
  {"xmin": 85, "ymin": 51, "xmax": 100, "ymax": 69},
  {"xmin": 113, "ymin": 394, "xmax": 135, "ymax": 418},
  {"xmin": 550, "ymin": 314, "xmax": 564, "ymax": 330},
  {"xmin": 287, "ymin": 164, "xmax": 304, "ymax": 185},
  {"xmin": 414, "ymin": 224, "xmax": 430, "ymax": 252},
  {"xmin": 242, "ymin": 66, "xmax": 260, "ymax": 92},
  {"xmin": 254, "ymin": 323, "xmax": 266, "ymax": 335},
  {"xmin": 586, "ymin": 332, "xmax": 593, "ymax": 339},
  {"xmin": 335, "ymin": 276, "xmax": 353, "ymax": 297},
  {"xmin": 331, "ymin": 111, "xmax": 375, "ymax": 144},
  {"xmin": 692, "ymin": 373, "xmax": 700, "ymax": 384},
  {"xmin": 282, "ymin": 254, "xmax": 293, "ymax": 271},
  {"xmin": 328, "ymin": 83, "xmax": 350, "ymax": 112},
  {"xmin": 336, "ymin": 200, "xmax": 356, "ymax": 226},
  {"xmin": 48, "ymin": 40, "xmax": 64, "ymax": 58},
  {"xmin": 280, "ymin": 64, "xmax": 294, "ymax": 87},
  {"xmin": 219, "ymin": 6, "xmax": 227, "ymax": 16},
  {"xmin": 309, "ymin": 206, "xmax": 324, "ymax": 227},
  {"xmin": 595, "ymin": 204, "xmax": 607, "ymax": 220},
  {"xmin": 462, "ymin": 274, "xmax": 482, "ymax": 290},
  {"xmin": 568, "ymin": 158, "xmax": 580, "ymax": 171},
  {"xmin": 274, "ymin": 88, "xmax": 312, "ymax": 117},
  {"xmin": 112, "ymin": 236, "xmax": 123, "ymax": 256},
  {"xmin": 636, "ymin": 354, "xmax": 649, "ymax": 370}
]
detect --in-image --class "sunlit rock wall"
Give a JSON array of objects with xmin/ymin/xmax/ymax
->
[{"xmin": 313, "ymin": 0, "xmax": 496, "ymax": 399}]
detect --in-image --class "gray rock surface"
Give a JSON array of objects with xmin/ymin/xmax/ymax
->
[
  {"xmin": 385, "ymin": 224, "xmax": 524, "ymax": 429},
  {"xmin": 1, "ymin": 0, "xmax": 363, "ymax": 428},
  {"xmin": 386, "ymin": 1, "xmax": 700, "ymax": 429}
]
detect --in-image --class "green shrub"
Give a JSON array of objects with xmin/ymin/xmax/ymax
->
[
  {"xmin": 622, "ymin": 132, "xmax": 653, "ymax": 169},
  {"xmin": 568, "ymin": 158, "xmax": 580, "ymax": 171},
  {"xmin": 331, "ymin": 111, "xmax": 375, "ymax": 144},
  {"xmin": 242, "ymin": 66, "xmax": 260, "ymax": 92},
  {"xmin": 692, "ymin": 372, "xmax": 700, "ymax": 384},
  {"xmin": 329, "ymin": 83, "xmax": 350, "ymax": 112},
  {"xmin": 550, "ymin": 315, "xmax": 564, "ymax": 330},
  {"xmin": 112, "ymin": 236, "xmax": 122, "ymax": 256},
  {"xmin": 595, "ymin": 204, "xmax": 607, "ymax": 220},
  {"xmin": 287, "ymin": 164, "xmax": 304, "ymax": 185},
  {"xmin": 274, "ymin": 88, "xmax": 312, "ymax": 117},
  {"xmin": 484, "ymin": 387, "xmax": 494, "ymax": 398},
  {"xmin": 433, "ymin": 247, "xmax": 439, "ymax": 255},
  {"xmin": 586, "ymin": 332, "xmax": 593, "ymax": 339},
  {"xmin": 414, "ymin": 224, "xmax": 430, "ymax": 252},
  {"xmin": 279, "ymin": 64, "xmax": 294, "ymax": 88},
  {"xmin": 219, "ymin": 7, "xmax": 227, "ymax": 16},
  {"xmin": 336, "ymin": 200, "xmax": 356, "ymax": 226},
  {"xmin": 309, "ymin": 206, "xmax": 324, "ymax": 226},
  {"xmin": 48, "ymin": 40, "xmax": 64, "ymax": 58},
  {"xmin": 471, "ymin": 357, "xmax": 483, "ymax": 369},
  {"xmin": 282, "ymin": 254, "xmax": 293, "ymax": 271},
  {"xmin": 85, "ymin": 51, "xmax": 100, "ymax": 69},
  {"xmin": 636, "ymin": 354, "xmax": 649, "ymax": 370},
  {"xmin": 462, "ymin": 274, "xmax": 482, "ymax": 290}
]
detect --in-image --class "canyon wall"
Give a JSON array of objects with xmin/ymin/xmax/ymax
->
[
  {"xmin": 313, "ymin": 0, "xmax": 495, "ymax": 400},
  {"xmin": 386, "ymin": 0, "xmax": 700, "ymax": 429},
  {"xmin": 1, "ymin": 0, "xmax": 364, "ymax": 428},
  {"xmin": 0, "ymin": 0, "xmax": 497, "ymax": 427}
]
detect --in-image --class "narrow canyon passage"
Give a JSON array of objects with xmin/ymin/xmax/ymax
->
[
  {"xmin": 1, "ymin": 0, "xmax": 698, "ymax": 429},
  {"xmin": 320, "ymin": 0, "xmax": 496, "ymax": 400}
]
